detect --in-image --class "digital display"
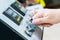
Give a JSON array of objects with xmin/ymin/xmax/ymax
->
[
  {"xmin": 3, "ymin": 7, "xmax": 23, "ymax": 25},
  {"xmin": 12, "ymin": 12, "xmax": 18, "ymax": 19},
  {"xmin": 15, "ymin": 2, "xmax": 19, "ymax": 7},
  {"xmin": 11, "ymin": 2, "xmax": 25, "ymax": 16},
  {"xmin": 6, "ymin": 8, "xmax": 13, "ymax": 16}
]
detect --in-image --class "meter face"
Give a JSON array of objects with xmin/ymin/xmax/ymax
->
[{"xmin": 3, "ymin": 7, "xmax": 23, "ymax": 25}]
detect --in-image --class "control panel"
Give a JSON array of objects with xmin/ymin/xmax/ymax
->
[{"xmin": 0, "ymin": 0, "xmax": 44, "ymax": 40}]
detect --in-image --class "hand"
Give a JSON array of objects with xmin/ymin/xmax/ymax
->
[{"xmin": 32, "ymin": 9, "xmax": 60, "ymax": 27}]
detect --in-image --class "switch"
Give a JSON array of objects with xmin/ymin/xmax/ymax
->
[{"xmin": 25, "ymin": 22, "xmax": 36, "ymax": 37}]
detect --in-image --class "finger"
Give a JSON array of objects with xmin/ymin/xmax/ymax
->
[
  {"xmin": 33, "ymin": 13, "xmax": 43, "ymax": 19},
  {"xmin": 43, "ymin": 25, "xmax": 52, "ymax": 27},
  {"xmin": 37, "ymin": 25, "xmax": 51, "ymax": 27},
  {"xmin": 32, "ymin": 17, "xmax": 50, "ymax": 25},
  {"xmin": 33, "ymin": 10, "xmax": 38, "ymax": 15},
  {"xmin": 41, "ymin": 23, "xmax": 53, "ymax": 25},
  {"xmin": 42, "ymin": 23, "xmax": 52, "ymax": 27},
  {"xmin": 37, "ymin": 23, "xmax": 53, "ymax": 27}
]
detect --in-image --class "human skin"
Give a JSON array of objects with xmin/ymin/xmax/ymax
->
[{"xmin": 32, "ymin": 9, "xmax": 60, "ymax": 27}]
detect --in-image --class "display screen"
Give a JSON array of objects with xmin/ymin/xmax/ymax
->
[
  {"xmin": 3, "ymin": 7, "xmax": 23, "ymax": 25},
  {"xmin": 11, "ymin": 2, "xmax": 25, "ymax": 16}
]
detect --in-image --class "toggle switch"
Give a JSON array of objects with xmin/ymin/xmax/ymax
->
[{"xmin": 25, "ymin": 22, "xmax": 36, "ymax": 37}]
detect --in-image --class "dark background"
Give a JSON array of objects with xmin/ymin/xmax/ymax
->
[{"xmin": 0, "ymin": 21, "xmax": 24, "ymax": 40}]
